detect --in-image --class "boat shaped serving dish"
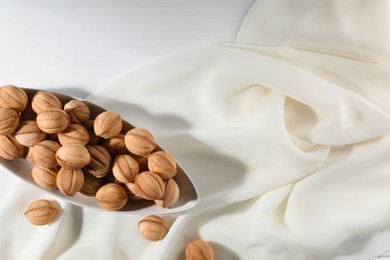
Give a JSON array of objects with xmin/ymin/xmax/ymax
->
[{"xmin": 0, "ymin": 88, "xmax": 199, "ymax": 215}]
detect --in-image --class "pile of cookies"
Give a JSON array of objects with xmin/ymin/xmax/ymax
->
[{"xmin": 0, "ymin": 85, "xmax": 180, "ymax": 211}]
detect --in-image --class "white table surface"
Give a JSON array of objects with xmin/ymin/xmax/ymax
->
[
  {"xmin": 0, "ymin": 0, "xmax": 254, "ymax": 196},
  {"xmin": 0, "ymin": 0, "xmax": 254, "ymax": 96}
]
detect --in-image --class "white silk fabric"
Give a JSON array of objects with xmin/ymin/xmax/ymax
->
[{"xmin": 1, "ymin": 0, "xmax": 390, "ymax": 259}]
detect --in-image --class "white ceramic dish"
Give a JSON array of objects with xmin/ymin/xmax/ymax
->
[{"xmin": 0, "ymin": 88, "xmax": 199, "ymax": 215}]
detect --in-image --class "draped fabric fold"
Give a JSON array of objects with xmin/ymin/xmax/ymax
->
[
  {"xmin": 236, "ymin": 0, "xmax": 390, "ymax": 65},
  {"xmin": 84, "ymin": 41, "xmax": 390, "ymax": 258}
]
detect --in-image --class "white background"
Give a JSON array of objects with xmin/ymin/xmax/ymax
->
[{"xmin": 0, "ymin": 0, "xmax": 254, "ymax": 96}]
